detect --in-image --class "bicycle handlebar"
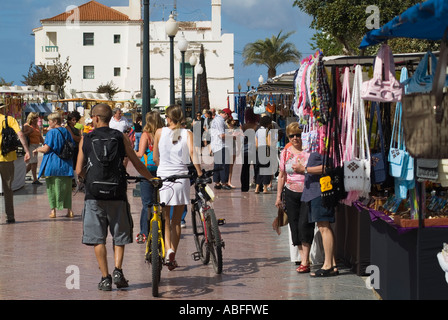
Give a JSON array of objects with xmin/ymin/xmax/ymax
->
[
  {"xmin": 127, "ymin": 168, "xmax": 222, "ymax": 186},
  {"xmin": 126, "ymin": 174, "xmax": 192, "ymax": 184}
]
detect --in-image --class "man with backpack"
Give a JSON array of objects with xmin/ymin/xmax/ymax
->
[
  {"xmin": 76, "ymin": 103, "xmax": 154, "ymax": 291},
  {"xmin": 0, "ymin": 105, "xmax": 30, "ymax": 223}
]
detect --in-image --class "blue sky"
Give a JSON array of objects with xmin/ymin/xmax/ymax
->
[{"xmin": 0, "ymin": 0, "xmax": 315, "ymax": 93}]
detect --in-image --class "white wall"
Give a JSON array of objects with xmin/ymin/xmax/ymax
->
[
  {"xmin": 34, "ymin": 21, "xmax": 141, "ymax": 100},
  {"xmin": 33, "ymin": 0, "xmax": 234, "ymax": 111}
]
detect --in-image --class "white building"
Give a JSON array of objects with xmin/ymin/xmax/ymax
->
[{"xmin": 32, "ymin": 0, "xmax": 234, "ymax": 112}]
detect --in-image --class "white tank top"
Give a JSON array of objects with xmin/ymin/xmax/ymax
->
[{"xmin": 157, "ymin": 127, "xmax": 190, "ymax": 176}]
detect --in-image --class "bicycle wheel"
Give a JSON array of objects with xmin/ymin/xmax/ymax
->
[
  {"xmin": 151, "ymin": 219, "xmax": 162, "ymax": 297},
  {"xmin": 191, "ymin": 205, "xmax": 210, "ymax": 264},
  {"xmin": 208, "ymin": 210, "xmax": 223, "ymax": 274}
]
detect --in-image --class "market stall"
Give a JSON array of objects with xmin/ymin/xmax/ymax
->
[
  {"xmin": 356, "ymin": 0, "xmax": 448, "ymax": 299},
  {"xmin": 278, "ymin": 0, "xmax": 448, "ymax": 298}
]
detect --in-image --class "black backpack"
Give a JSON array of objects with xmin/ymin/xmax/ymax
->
[
  {"xmin": 85, "ymin": 129, "xmax": 127, "ymax": 200},
  {"xmin": 56, "ymin": 128, "xmax": 75, "ymax": 160},
  {"xmin": 1, "ymin": 116, "xmax": 21, "ymax": 156}
]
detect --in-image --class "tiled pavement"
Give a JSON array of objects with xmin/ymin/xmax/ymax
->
[{"xmin": 0, "ymin": 160, "xmax": 379, "ymax": 301}]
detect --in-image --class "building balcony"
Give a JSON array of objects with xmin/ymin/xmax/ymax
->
[{"xmin": 42, "ymin": 46, "xmax": 59, "ymax": 59}]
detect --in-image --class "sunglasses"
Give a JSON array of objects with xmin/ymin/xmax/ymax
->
[{"xmin": 288, "ymin": 133, "xmax": 301, "ymax": 139}]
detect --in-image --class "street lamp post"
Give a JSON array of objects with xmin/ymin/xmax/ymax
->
[
  {"xmin": 196, "ymin": 64, "xmax": 203, "ymax": 113},
  {"xmin": 165, "ymin": 14, "xmax": 178, "ymax": 106},
  {"xmin": 142, "ymin": 0, "xmax": 150, "ymax": 125},
  {"xmin": 189, "ymin": 55, "xmax": 197, "ymax": 117},
  {"xmin": 177, "ymin": 33, "xmax": 188, "ymax": 116}
]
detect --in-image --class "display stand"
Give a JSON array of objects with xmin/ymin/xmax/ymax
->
[
  {"xmin": 335, "ymin": 204, "xmax": 371, "ymax": 276},
  {"xmin": 370, "ymin": 215, "xmax": 448, "ymax": 300}
]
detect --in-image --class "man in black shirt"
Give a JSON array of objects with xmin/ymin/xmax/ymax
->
[{"xmin": 76, "ymin": 104, "xmax": 154, "ymax": 291}]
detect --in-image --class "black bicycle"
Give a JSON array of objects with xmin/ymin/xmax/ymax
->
[{"xmin": 190, "ymin": 169, "xmax": 225, "ymax": 274}]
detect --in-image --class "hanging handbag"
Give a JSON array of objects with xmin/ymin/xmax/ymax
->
[
  {"xmin": 402, "ymin": 29, "xmax": 448, "ymax": 159},
  {"xmin": 361, "ymin": 44, "xmax": 403, "ymax": 103},
  {"xmin": 320, "ymin": 67, "xmax": 346, "ymax": 208},
  {"xmin": 266, "ymin": 94, "xmax": 276, "ymax": 114},
  {"xmin": 438, "ymin": 159, "xmax": 448, "ymax": 187},
  {"xmin": 344, "ymin": 66, "xmax": 371, "ymax": 197},
  {"xmin": 368, "ymin": 102, "xmax": 387, "ymax": 184},
  {"xmin": 416, "ymin": 158, "xmax": 439, "ymax": 181},
  {"xmin": 253, "ymin": 95, "xmax": 266, "ymax": 114},
  {"xmin": 389, "ymin": 68, "xmax": 414, "ymax": 180},
  {"xmin": 402, "ymin": 51, "xmax": 447, "ymax": 94}
]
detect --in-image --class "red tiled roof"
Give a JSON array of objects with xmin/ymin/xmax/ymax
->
[{"xmin": 41, "ymin": 1, "xmax": 133, "ymax": 22}]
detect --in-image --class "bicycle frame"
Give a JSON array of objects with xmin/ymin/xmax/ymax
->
[
  {"xmin": 191, "ymin": 170, "xmax": 225, "ymax": 272},
  {"xmin": 146, "ymin": 180, "xmax": 165, "ymax": 262}
]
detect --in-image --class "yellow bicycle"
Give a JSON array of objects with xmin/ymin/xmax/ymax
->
[{"xmin": 128, "ymin": 173, "xmax": 191, "ymax": 297}]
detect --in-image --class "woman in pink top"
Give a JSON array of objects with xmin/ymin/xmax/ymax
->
[{"xmin": 275, "ymin": 122, "xmax": 314, "ymax": 273}]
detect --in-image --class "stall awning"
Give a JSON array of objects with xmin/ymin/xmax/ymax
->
[
  {"xmin": 24, "ymin": 103, "xmax": 53, "ymax": 114},
  {"xmin": 360, "ymin": 0, "xmax": 448, "ymax": 49}
]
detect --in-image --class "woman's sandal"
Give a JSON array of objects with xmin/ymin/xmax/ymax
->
[
  {"xmin": 332, "ymin": 265, "xmax": 339, "ymax": 275},
  {"xmin": 310, "ymin": 267, "xmax": 338, "ymax": 277},
  {"xmin": 296, "ymin": 264, "xmax": 310, "ymax": 273}
]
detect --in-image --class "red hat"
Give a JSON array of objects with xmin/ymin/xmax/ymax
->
[{"xmin": 221, "ymin": 108, "xmax": 232, "ymax": 119}]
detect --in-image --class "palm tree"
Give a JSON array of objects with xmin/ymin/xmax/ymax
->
[{"xmin": 242, "ymin": 30, "xmax": 301, "ymax": 79}]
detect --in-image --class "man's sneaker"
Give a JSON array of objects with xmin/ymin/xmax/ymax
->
[
  {"xmin": 113, "ymin": 268, "xmax": 129, "ymax": 288},
  {"xmin": 98, "ymin": 275, "xmax": 112, "ymax": 291}
]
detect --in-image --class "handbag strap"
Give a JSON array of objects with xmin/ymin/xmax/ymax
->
[
  {"xmin": 342, "ymin": 67, "xmax": 353, "ymax": 161},
  {"xmin": 432, "ymin": 27, "xmax": 448, "ymax": 123},
  {"xmin": 382, "ymin": 44, "xmax": 397, "ymax": 82},
  {"xmin": 56, "ymin": 127, "xmax": 67, "ymax": 143},
  {"xmin": 353, "ymin": 65, "xmax": 370, "ymax": 162},
  {"xmin": 372, "ymin": 45, "xmax": 385, "ymax": 81},
  {"xmin": 369, "ymin": 102, "xmax": 386, "ymax": 156}
]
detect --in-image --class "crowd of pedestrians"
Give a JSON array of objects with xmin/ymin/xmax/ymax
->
[{"xmin": 1, "ymin": 102, "xmax": 338, "ymax": 291}]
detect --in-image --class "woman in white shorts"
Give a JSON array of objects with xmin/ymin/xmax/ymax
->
[{"xmin": 153, "ymin": 105, "xmax": 202, "ymax": 270}]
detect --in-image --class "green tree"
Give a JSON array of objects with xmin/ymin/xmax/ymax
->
[
  {"xmin": 293, "ymin": 0, "xmax": 439, "ymax": 55},
  {"xmin": 22, "ymin": 55, "xmax": 71, "ymax": 99},
  {"xmin": 242, "ymin": 30, "xmax": 301, "ymax": 79},
  {"xmin": 195, "ymin": 45, "xmax": 210, "ymax": 110},
  {"xmin": 0, "ymin": 78, "xmax": 14, "ymax": 86},
  {"xmin": 97, "ymin": 81, "xmax": 120, "ymax": 100}
]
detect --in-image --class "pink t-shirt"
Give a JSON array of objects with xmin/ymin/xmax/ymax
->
[{"xmin": 280, "ymin": 146, "xmax": 310, "ymax": 193}]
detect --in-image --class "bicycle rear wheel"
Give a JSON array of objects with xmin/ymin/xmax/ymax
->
[
  {"xmin": 151, "ymin": 220, "xmax": 162, "ymax": 297},
  {"xmin": 191, "ymin": 205, "xmax": 210, "ymax": 264},
  {"xmin": 208, "ymin": 210, "xmax": 223, "ymax": 274}
]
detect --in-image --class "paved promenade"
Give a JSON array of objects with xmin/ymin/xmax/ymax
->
[{"xmin": 0, "ymin": 161, "xmax": 378, "ymax": 302}]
